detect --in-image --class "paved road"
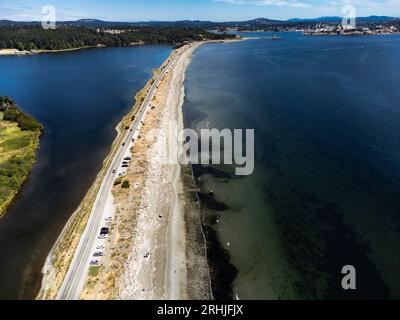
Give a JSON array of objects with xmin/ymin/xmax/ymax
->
[{"xmin": 57, "ymin": 49, "xmax": 180, "ymax": 300}]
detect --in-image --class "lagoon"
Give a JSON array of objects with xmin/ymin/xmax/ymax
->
[{"xmin": 0, "ymin": 45, "xmax": 172, "ymax": 299}]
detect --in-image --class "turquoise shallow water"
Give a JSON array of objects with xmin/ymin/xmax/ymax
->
[
  {"xmin": 183, "ymin": 32, "xmax": 400, "ymax": 299},
  {"xmin": 0, "ymin": 45, "xmax": 172, "ymax": 299}
]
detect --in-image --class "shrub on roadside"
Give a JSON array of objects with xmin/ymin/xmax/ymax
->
[
  {"xmin": 113, "ymin": 178, "xmax": 122, "ymax": 186},
  {"xmin": 121, "ymin": 180, "xmax": 130, "ymax": 189}
]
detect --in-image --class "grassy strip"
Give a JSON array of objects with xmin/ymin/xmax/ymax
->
[{"xmin": 0, "ymin": 97, "xmax": 42, "ymax": 217}]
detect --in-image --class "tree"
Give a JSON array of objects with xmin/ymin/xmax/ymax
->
[
  {"xmin": 3, "ymin": 108, "xmax": 19, "ymax": 121},
  {"xmin": 121, "ymin": 180, "xmax": 130, "ymax": 189},
  {"xmin": 1, "ymin": 96, "xmax": 42, "ymax": 132},
  {"xmin": 16, "ymin": 41, "xmax": 25, "ymax": 51}
]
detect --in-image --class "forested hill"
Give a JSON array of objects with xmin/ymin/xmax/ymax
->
[
  {"xmin": 0, "ymin": 97, "xmax": 42, "ymax": 216},
  {"xmin": 0, "ymin": 26, "xmax": 235, "ymax": 51}
]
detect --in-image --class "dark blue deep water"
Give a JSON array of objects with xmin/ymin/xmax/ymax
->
[
  {"xmin": 0, "ymin": 45, "xmax": 172, "ymax": 299},
  {"xmin": 183, "ymin": 32, "xmax": 400, "ymax": 299}
]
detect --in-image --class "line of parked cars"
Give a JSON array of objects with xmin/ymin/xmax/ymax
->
[
  {"xmin": 121, "ymin": 156, "xmax": 131, "ymax": 168},
  {"xmin": 90, "ymin": 217, "xmax": 113, "ymax": 266}
]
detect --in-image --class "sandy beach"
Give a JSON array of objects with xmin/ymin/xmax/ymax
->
[
  {"xmin": 0, "ymin": 49, "xmax": 32, "ymax": 55},
  {"xmin": 115, "ymin": 42, "xmax": 212, "ymax": 300}
]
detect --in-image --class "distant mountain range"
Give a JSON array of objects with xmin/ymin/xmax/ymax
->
[{"xmin": 0, "ymin": 16, "xmax": 398, "ymax": 28}]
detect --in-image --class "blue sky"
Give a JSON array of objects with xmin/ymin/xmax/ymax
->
[{"xmin": 1, "ymin": 0, "xmax": 399, "ymax": 21}]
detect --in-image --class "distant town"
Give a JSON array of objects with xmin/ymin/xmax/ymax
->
[
  {"xmin": 306, "ymin": 22, "xmax": 398, "ymax": 35},
  {"xmin": 226, "ymin": 23, "xmax": 400, "ymax": 36},
  {"xmin": 231, "ymin": 23, "xmax": 400, "ymax": 36},
  {"xmin": 218, "ymin": 17, "xmax": 400, "ymax": 36}
]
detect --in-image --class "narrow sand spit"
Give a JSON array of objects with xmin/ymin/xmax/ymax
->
[
  {"xmin": 77, "ymin": 42, "xmax": 215, "ymax": 300},
  {"xmin": 117, "ymin": 42, "xmax": 210, "ymax": 300}
]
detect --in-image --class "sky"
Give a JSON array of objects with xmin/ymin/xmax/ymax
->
[{"xmin": 0, "ymin": 0, "xmax": 399, "ymax": 21}]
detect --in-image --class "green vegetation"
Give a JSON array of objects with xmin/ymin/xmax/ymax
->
[
  {"xmin": 0, "ymin": 97, "xmax": 43, "ymax": 131},
  {"xmin": 0, "ymin": 25, "xmax": 236, "ymax": 51},
  {"xmin": 121, "ymin": 180, "xmax": 130, "ymax": 189},
  {"xmin": 0, "ymin": 97, "xmax": 42, "ymax": 216},
  {"xmin": 88, "ymin": 266, "xmax": 101, "ymax": 277}
]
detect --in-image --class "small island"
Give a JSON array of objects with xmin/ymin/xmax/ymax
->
[{"xmin": 0, "ymin": 97, "xmax": 42, "ymax": 217}]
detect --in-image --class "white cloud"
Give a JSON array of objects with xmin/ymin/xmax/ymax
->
[{"xmin": 213, "ymin": 0, "xmax": 312, "ymax": 8}]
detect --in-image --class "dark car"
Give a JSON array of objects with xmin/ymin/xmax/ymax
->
[{"xmin": 100, "ymin": 227, "xmax": 110, "ymax": 236}]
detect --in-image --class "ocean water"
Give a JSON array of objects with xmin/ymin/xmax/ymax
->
[
  {"xmin": 183, "ymin": 32, "xmax": 400, "ymax": 299},
  {"xmin": 0, "ymin": 45, "xmax": 172, "ymax": 299}
]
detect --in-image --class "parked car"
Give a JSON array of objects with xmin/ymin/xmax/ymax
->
[
  {"xmin": 96, "ymin": 245, "xmax": 105, "ymax": 250},
  {"xmin": 100, "ymin": 227, "xmax": 110, "ymax": 236},
  {"xmin": 90, "ymin": 260, "xmax": 99, "ymax": 266},
  {"xmin": 93, "ymin": 252, "xmax": 104, "ymax": 257}
]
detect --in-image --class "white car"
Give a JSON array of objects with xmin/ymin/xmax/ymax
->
[
  {"xmin": 96, "ymin": 245, "xmax": 105, "ymax": 250},
  {"xmin": 90, "ymin": 260, "xmax": 99, "ymax": 266}
]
